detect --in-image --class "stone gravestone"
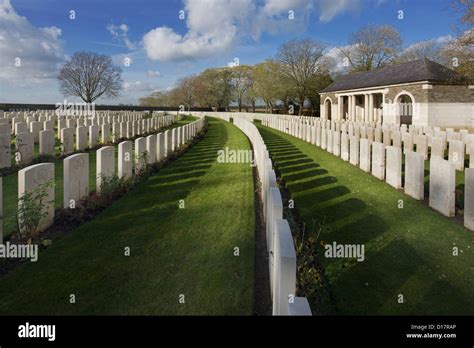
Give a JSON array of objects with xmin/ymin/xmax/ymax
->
[
  {"xmin": 448, "ymin": 140, "xmax": 465, "ymax": 171},
  {"xmin": 341, "ymin": 132, "xmax": 349, "ymax": 161},
  {"xmin": 18, "ymin": 162, "xmax": 54, "ymax": 233},
  {"xmin": 146, "ymin": 134, "xmax": 157, "ymax": 164},
  {"xmin": 16, "ymin": 132, "xmax": 34, "ymax": 165},
  {"xmin": 164, "ymin": 130, "xmax": 171, "ymax": 157},
  {"xmin": 404, "ymin": 151, "xmax": 424, "ymax": 200},
  {"xmin": 359, "ymin": 139, "xmax": 371, "ymax": 173},
  {"xmin": 39, "ymin": 130, "xmax": 55, "ymax": 156},
  {"xmin": 414, "ymin": 135, "xmax": 428, "ymax": 160},
  {"xmin": 61, "ymin": 127, "xmax": 74, "ymax": 155},
  {"xmin": 430, "ymin": 137, "xmax": 445, "ymax": 159},
  {"xmin": 76, "ymin": 126, "xmax": 88, "ymax": 151},
  {"xmin": 118, "ymin": 141, "xmax": 133, "ymax": 180},
  {"xmin": 112, "ymin": 122, "xmax": 120, "ymax": 143},
  {"xmin": 0, "ymin": 132, "xmax": 12, "ymax": 169},
  {"xmin": 464, "ymin": 168, "xmax": 474, "ymax": 230},
  {"xmin": 429, "ymin": 157, "xmax": 456, "ymax": 217},
  {"xmin": 333, "ymin": 131, "xmax": 341, "ymax": 157},
  {"xmin": 135, "ymin": 137, "xmax": 147, "ymax": 173},
  {"xmin": 349, "ymin": 136, "xmax": 359, "ymax": 166},
  {"xmin": 391, "ymin": 131, "xmax": 402, "ymax": 148},
  {"xmin": 272, "ymin": 219, "xmax": 296, "ymax": 316},
  {"xmin": 321, "ymin": 128, "xmax": 327, "ymax": 150},
  {"xmin": 30, "ymin": 121, "xmax": 42, "ymax": 143},
  {"xmin": 57, "ymin": 119, "xmax": 66, "ymax": 139},
  {"xmin": 156, "ymin": 133, "xmax": 165, "ymax": 162},
  {"xmin": 89, "ymin": 125, "xmax": 99, "ymax": 148},
  {"xmin": 96, "ymin": 146, "xmax": 115, "ymax": 193},
  {"xmin": 326, "ymin": 130, "xmax": 333, "ymax": 153},
  {"xmin": 402, "ymin": 133, "xmax": 413, "ymax": 154},
  {"xmin": 44, "ymin": 120, "xmax": 54, "ymax": 131},
  {"xmin": 63, "ymin": 153, "xmax": 89, "ymax": 209},
  {"xmin": 15, "ymin": 122, "xmax": 28, "ymax": 135},
  {"xmin": 385, "ymin": 146, "xmax": 402, "ymax": 189},
  {"xmin": 101, "ymin": 124, "xmax": 110, "ymax": 144},
  {"xmin": 171, "ymin": 129, "xmax": 177, "ymax": 152},
  {"xmin": 315, "ymin": 126, "xmax": 321, "ymax": 147},
  {"xmin": 382, "ymin": 130, "xmax": 391, "ymax": 146},
  {"xmin": 371, "ymin": 142, "xmax": 385, "ymax": 180},
  {"xmin": 374, "ymin": 129, "xmax": 382, "ymax": 143}
]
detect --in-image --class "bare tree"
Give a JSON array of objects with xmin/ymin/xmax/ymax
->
[
  {"xmin": 58, "ymin": 51, "xmax": 123, "ymax": 103},
  {"xmin": 277, "ymin": 39, "xmax": 327, "ymax": 115},
  {"xmin": 396, "ymin": 39, "xmax": 448, "ymax": 64},
  {"xmin": 443, "ymin": 0, "xmax": 474, "ymax": 80},
  {"xmin": 339, "ymin": 25, "xmax": 402, "ymax": 72}
]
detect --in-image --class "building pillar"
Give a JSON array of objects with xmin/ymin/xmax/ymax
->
[
  {"xmin": 364, "ymin": 94, "xmax": 369, "ymax": 123},
  {"xmin": 337, "ymin": 96, "xmax": 343, "ymax": 120},
  {"xmin": 351, "ymin": 95, "xmax": 356, "ymax": 121},
  {"xmin": 369, "ymin": 94, "xmax": 374, "ymax": 123}
]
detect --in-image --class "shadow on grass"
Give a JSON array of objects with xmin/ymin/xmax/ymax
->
[{"xmin": 257, "ymin": 125, "xmax": 398, "ymax": 314}]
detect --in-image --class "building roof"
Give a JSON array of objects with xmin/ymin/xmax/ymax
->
[{"xmin": 320, "ymin": 59, "xmax": 467, "ymax": 93}]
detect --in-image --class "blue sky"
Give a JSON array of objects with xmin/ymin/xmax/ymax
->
[{"xmin": 0, "ymin": 0, "xmax": 462, "ymax": 105}]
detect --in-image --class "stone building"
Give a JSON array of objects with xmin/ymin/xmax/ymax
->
[{"xmin": 319, "ymin": 59, "xmax": 473, "ymax": 128}]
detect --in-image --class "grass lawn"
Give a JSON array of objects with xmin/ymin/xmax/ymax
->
[
  {"xmin": 1, "ymin": 116, "xmax": 196, "ymax": 239},
  {"xmin": 0, "ymin": 117, "xmax": 255, "ymax": 315},
  {"xmin": 256, "ymin": 123, "xmax": 474, "ymax": 315}
]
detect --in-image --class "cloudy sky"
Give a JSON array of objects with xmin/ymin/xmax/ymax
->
[{"xmin": 0, "ymin": 0, "xmax": 462, "ymax": 105}]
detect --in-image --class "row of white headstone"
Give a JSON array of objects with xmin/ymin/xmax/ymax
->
[
  {"xmin": 206, "ymin": 113, "xmax": 312, "ymax": 316},
  {"xmin": 0, "ymin": 117, "xmax": 206, "ymax": 243},
  {"xmin": 261, "ymin": 115, "xmax": 474, "ymax": 231},
  {"xmin": 0, "ymin": 111, "xmax": 177, "ymax": 169}
]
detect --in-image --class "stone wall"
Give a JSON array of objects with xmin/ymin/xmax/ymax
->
[
  {"xmin": 385, "ymin": 84, "xmax": 429, "ymax": 103},
  {"xmin": 428, "ymin": 84, "xmax": 474, "ymax": 103}
]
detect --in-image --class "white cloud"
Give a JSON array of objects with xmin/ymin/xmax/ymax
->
[
  {"xmin": 107, "ymin": 23, "xmax": 136, "ymax": 50},
  {"xmin": 317, "ymin": 0, "xmax": 361, "ymax": 22},
  {"xmin": 123, "ymin": 81, "xmax": 155, "ymax": 92},
  {"xmin": 143, "ymin": 0, "xmax": 363, "ymax": 62},
  {"xmin": 147, "ymin": 70, "xmax": 161, "ymax": 77},
  {"xmin": 0, "ymin": 0, "xmax": 65, "ymax": 84}
]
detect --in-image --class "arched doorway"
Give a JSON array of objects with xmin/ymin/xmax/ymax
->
[
  {"xmin": 397, "ymin": 94, "xmax": 413, "ymax": 125},
  {"xmin": 325, "ymin": 98, "xmax": 332, "ymax": 120}
]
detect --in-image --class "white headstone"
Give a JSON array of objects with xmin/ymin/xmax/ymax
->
[
  {"xmin": 371, "ymin": 142, "xmax": 385, "ymax": 180},
  {"xmin": 135, "ymin": 137, "xmax": 147, "ymax": 173},
  {"xmin": 16, "ymin": 132, "xmax": 34, "ymax": 165},
  {"xmin": 96, "ymin": 146, "xmax": 115, "ymax": 193},
  {"xmin": 118, "ymin": 141, "xmax": 133, "ymax": 180},
  {"xmin": 429, "ymin": 157, "xmax": 456, "ymax": 217},
  {"xmin": 448, "ymin": 140, "xmax": 465, "ymax": 171},
  {"xmin": 18, "ymin": 163, "xmax": 54, "ymax": 233},
  {"xmin": 359, "ymin": 139, "xmax": 371, "ymax": 173},
  {"xmin": 0, "ymin": 133, "xmax": 12, "ymax": 169},
  {"xmin": 404, "ymin": 151, "xmax": 424, "ymax": 200},
  {"xmin": 63, "ymin": 153, "xmax": 89, "ymax": 208},
  {"xmin": 146, "ymin": 134, "xmax": 157, "ymax": 164},
  {"xmin": 464, "ymin": 168, "xmax": 474, "ymax": 230},
  {"xmin": 61, "ymin": 127, "xmax": 74, "ymax": 155},
  {"xmin": 385, "ymin": 146, "xmax": 402, "ymax": 189},
  {"xmin": 39, "ymin": 130, "xmax": 55, "ymax": 156}
]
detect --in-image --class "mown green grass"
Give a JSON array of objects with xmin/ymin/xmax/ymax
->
[
  {"xmin": 0, "ymin": 118, "xmax": 255, "ymax": 315},
  {"xmin": 257, "ymin": 123, "xmax": 474, "ymax": 315},
  {"xmin": 1, "ymin": 116, "xmax": 196, "ymax": 239}
]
